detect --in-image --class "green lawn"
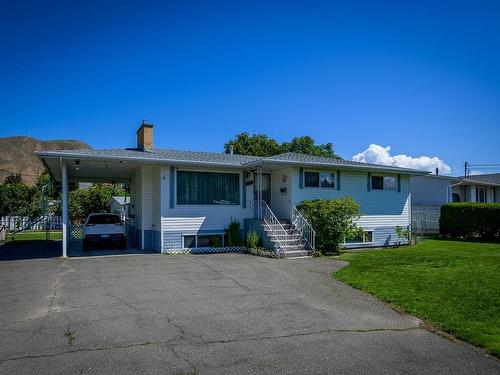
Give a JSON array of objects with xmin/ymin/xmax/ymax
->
[
  {"xmin": 3, "ymin": 230, "xmax": 62, "ymax": 242},
  {"xmin": 334, "ymin": 240, "xmax": 500, "ymax": 356}
]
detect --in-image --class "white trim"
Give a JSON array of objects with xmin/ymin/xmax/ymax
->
[
  {"xmin": 61, "ymin": 160, "xmax": 68, "ymax": 258},
  {"xmin": 140, "ymin": 166, "xmax": 145, "ymax": 250}
]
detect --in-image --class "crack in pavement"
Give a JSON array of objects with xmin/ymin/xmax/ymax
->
[
  {"xmin": 183, "ymin": 256, "xmax": 252, "ymax": 294},
  {"xmin": 171, "ymin": 345, "xmax": 198, "ymax": 374},
  {"xmin": 0, "ymin": 325, "xmax": 424, "ymax": 365},
  {"xmin": 105, "ymin": 293, "xmax": 189, "ymax": 338}
]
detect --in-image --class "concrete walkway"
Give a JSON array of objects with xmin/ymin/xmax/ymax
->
[{"xmin": 0, "ymin": 253, "xmax": 498, "ymax": 374}]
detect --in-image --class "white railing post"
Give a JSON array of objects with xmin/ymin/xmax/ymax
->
[
  {"xmin": 291, "ymin": 205, "xmax": 316, "ymax": 250},
  {"xmin": 61, "ymin": 160, "xmax": 69, "ymax": 258},
  {"xmin": 262, "ymin": 201, "xmax": 287, "ymax": 254}
]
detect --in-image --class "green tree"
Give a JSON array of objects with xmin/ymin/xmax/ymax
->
[
  {"xmin": 281, "ymin": 136, "xmax": 339, "ymax": 158},
  {"xmin": 224, "ymin": 132, "xmax": 340, "ymax": 158},
  {"xmin": 224, "ymin": 132, "xmax": 281, "ymax": 156},
  {"xmin": 69, "ymin": 184, "xmax": 127, "ymax": 221},
  {"xmin": 0, "ymin": 183, "xmax": 34, "ymax": 217},
  {"xmin": 297, "ymin": 197, "xmax": 362, "ymax": 254}
]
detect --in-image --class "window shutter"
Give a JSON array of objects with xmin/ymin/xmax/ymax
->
[
  {"xmin": 337, "ymin": 170, "xmax": 341, "ymax": 191},
  {"xmin": 170, "ymin": 167, "xmax": 175, "ymax": 208},
  {"xmin": 367, "ymin": 172, "xmax": 371, "ymax": 191},
  {"xmin": 397, "ymin": 174, "xmax": 401, "ymax": 192},
  {"xmin": 242, "ymin": 172, "xmax": 246, "ymax": 208},
  {"xmin": 299, "ymin": 168, "xmax": 304, "ymax": 189}
]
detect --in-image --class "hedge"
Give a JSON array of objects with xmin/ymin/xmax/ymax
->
[{"xmin": 440, "ymin": 203, "xmax": 500, "ymax": 240}]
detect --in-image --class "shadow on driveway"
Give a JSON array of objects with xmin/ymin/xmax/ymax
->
[{"xmin": 0, "ymin": 240, "xmax": 61, "ymax": 261}]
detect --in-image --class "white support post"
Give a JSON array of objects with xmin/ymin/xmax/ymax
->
[
  {"xmin": 258, "ymin": 168, "xmax": 263, "ymax": 220},
  {"xmin": 61, "ymin": 160, "xmax": 69, "ymax": 258}
]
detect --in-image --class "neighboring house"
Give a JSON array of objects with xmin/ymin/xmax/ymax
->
[
  {"xmin": 411, "ymin": 173, "xmax": 500, "ymax": 205},
  {"xmin": 410, "ymin": 174, "xmax": 460, "ymax": 206},
  {"xmin": 37, "ymin": 123, "xmax": 427, "ymax": 257},
  {"xmin": 108, "ymin": 196, "xmax": 130, "ymax": 221},
  {"xmin": 410, "ymin": 172, "xmax": 500, "ymax": 234},
  {"xmin": 451, "ymin": 173, "xmax": 500, "ymax": 203}
]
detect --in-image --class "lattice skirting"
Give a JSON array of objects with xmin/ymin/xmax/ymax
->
[{"xmin": 163, "ymin": 246, "xmax": 244, "ymax": 254}]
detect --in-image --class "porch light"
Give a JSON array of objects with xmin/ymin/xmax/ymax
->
[{"xmin": 75, "ymin": 160, "xmax": 80, "ymax": 171}]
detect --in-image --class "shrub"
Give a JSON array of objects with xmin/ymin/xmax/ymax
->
[
  {"xmin": 297, "ymin": 197, "xmax": 362, "ymax": 254},
  {"xmin": 440, "ymin": 203, "xmax": 500, "ymax": 240},
  {"xmin": 312, "ymin": 250, "xmax": 322, "ymax": 257},
  {"xmin": 242, "ymin": 247, "xmax": 280, "ymax": 258},
  {"xmin": 246, "ymin": 230, "xmax": 260, "ymax": 249},
  {"xmin": 225, "ymin": 219, "xmax": 241, "ymax": 246}
]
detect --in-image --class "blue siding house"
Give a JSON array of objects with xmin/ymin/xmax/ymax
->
[{"xmin": 37, "ymin": 123, "xmax": 427, "ymax": 257}]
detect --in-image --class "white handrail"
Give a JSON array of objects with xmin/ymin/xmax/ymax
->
[
  {"xmin": 261, "ymin": 201, "xmax": 288, "ymax": 254},
  {"xmin": 291, "ymin": 205, "xmax": 316, "ymax": 250}
]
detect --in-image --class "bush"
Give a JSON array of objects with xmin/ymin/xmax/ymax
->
[
  {"xmin": 246, "ymin": 230, "xmax": 260, "ymax": 249},
  {"xmin": 312, "ymin": 250, "xmax": 322, "ymax": 257},
  {"xmin": 440, "ymin": 203, "xmax": 500, "ymax": 240},
  {"xmin": 225, "ymin": 219, "xmax": 241, "ymax": 246},
  {"xmin": 242, "ymin": 247, "xmax": 280, "ymax": 258},
  {"xmin": 297, "ymin": 197, "xmax": 362, "ymax": 254}
]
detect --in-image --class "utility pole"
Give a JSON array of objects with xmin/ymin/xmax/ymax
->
[{"xmin": 464, "ymin": 161, "xmax": 469, "ymax": 179}]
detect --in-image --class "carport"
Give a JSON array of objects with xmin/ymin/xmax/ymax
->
[{"xmin": 37, "ymin": 151, "xmax": 148, "ymax": 257}]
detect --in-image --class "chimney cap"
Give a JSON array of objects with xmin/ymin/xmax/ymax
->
[{"xmin": 137, "ymin": 120, "xmax": 154, "ymax": 133}]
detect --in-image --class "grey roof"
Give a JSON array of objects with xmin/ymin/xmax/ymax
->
[
  {"xmin": 251, "ymin": 152, "xmax": 427, "ymax": 173},
  {"xmin": 259, "ymin": 152, "xmax": 394, "ymax": 168},
  {"xmin": 37, "ymin": 148, "xmax": 260, "ymax": 166},
  {"xmin": 468, "ymin": 173, "xmax": 500, "ymax": 185},
  {"xmin": 37, "ymin": 148, "xmax": 428, "ymax": 174}
]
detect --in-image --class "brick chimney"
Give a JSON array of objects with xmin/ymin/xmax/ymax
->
[{"xmin": 137, "ymin": 121, "xmax": 154, "ymax": 151}]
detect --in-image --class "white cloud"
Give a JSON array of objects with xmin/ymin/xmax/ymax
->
[{"xmin": 352, "ymin": 144, "xmax": 451, "ymax": 173}]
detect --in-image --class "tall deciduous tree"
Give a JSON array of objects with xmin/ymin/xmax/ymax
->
[
  {"xmin": 224, "ymin": 132, "xmax": 281, "ymax": 157},
  {"xmin": 282, "ymin": 136, "xmax": 339, "ymax": 158},
  {"xmin": 224, "ymin": 132, "xmax": 340, "ymax": 158},
  {"xmin": 68, "ymin": 184, "xmax": 127, "ymax": 221}
]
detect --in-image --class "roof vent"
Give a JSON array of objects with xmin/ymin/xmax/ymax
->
[{"xmin": 137, "ymin": 121, "xmax": 154, "ymax": 151}]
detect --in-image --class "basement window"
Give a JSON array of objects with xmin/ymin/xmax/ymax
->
[
  {"xmin": 345, "ymin": 231, "xmax": 373, "ymax": 244},
  {"xmin": 183, "ymin": 234, "xmax": 224, "ymax": 248}
]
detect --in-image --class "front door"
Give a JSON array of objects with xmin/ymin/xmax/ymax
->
[{"xmin": 254, "ymin": 172, "xmax": 271, "ymax": 217}]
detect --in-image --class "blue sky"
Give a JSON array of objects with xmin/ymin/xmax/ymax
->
[{"xmin": 1, "ymin": 1, "xmax": 499, "ymax": 175}]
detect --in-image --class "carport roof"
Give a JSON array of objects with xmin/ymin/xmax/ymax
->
[{"xmin": 37, "ymin": 148, "xmax": 428, "ymax": 182}]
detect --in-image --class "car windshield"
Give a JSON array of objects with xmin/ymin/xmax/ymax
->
[{"xmin": 87, "ymin": 214, "xmax": 121, "ymax": 225}]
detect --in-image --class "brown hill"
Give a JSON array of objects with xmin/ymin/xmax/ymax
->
[{"xmin": 0, "ymin": 136, "xmax": 91, "ymax": 185}]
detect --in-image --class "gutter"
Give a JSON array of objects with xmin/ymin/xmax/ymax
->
[
  {"xmin": 451, "ymin": 179, "xmax": 500, "ymax": 188},
  {"xmin": 35, "ymin": 151, "xmax": 251, "ymax": 169},
  {"xmin": 243, "ymin": 159, "xmax": 429, "ymax": 175},
  {"xmin": 36, "ymin": 150, "xmax": 429, "ymax": 175}
]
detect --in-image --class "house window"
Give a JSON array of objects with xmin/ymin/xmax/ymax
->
[
  {"xmin": 345, "ymin": 231, "xmax": 373, "ymax": 244},
  {"xmin": 177, "ymin": 171, "xmax": 240, "ymax": 205},
  {"xmin": 372, "ymin": 176, "xmax": 396, "ymax": 190},
  {"xmin": 183, "ymin": 234, "xmax": 224, "ymax": 248},
  {"xmin": 452, "ymin": 193, "xmax": 461, "ymax": 203},
  {"xmin": 476, "ymin": 187, "xmax": 486, "ymax": 203},
  {"xmin": 183, "ymin": 235, "xmax": 196, "ymax": 248},
  {"xmin": 197, "ymin": 234, "xmax": 223, "ymax": 248},
  {"xmin": 304, "ymin": 171, "xmax": 335, "ymax": 188}
]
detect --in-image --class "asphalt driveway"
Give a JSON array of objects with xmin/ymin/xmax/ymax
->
[{"xmin": 0, "ymin": 253, "xmax": 498, "ymax": 374}]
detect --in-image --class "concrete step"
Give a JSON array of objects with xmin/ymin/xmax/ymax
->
[{"xmin": 284, "ymin": 250, "xmax": 310, "ymax": 258}]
